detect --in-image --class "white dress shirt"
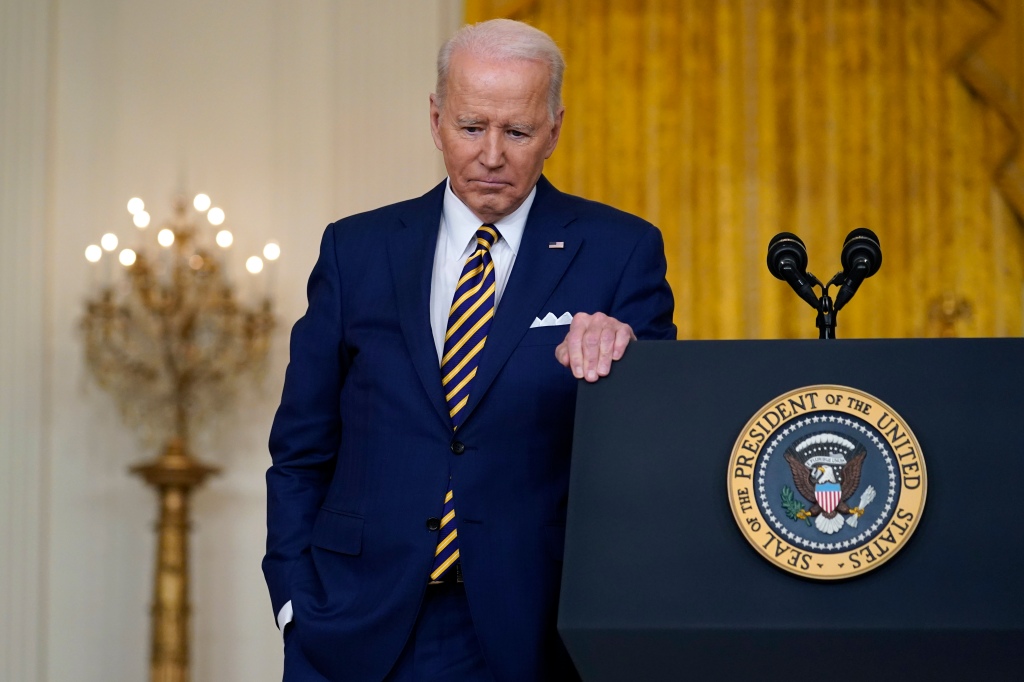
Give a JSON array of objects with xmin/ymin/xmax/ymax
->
[
  {"xmin": 429, "ymin": 179, "xmax": 533, "ymax": 359},
  {"xmin": 278, "ymin": 179, "xmax": 536, "ymax": 633}
]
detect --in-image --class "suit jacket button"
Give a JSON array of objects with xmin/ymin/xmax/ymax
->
[
  {"xmin": 426, "ymin": 517, "xmax": 440, "ymax": 531},
  {"xmin": 450, "ymin": 440, "xmax": 465, "ymax": 455}
]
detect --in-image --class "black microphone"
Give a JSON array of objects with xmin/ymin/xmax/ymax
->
[
  {"xmin": 767, "ymin": 232, "xmax": 820, "ymax": 310},
  {"xmin": 833, "ymin": 228, "xmax": 882, "ymax": 312}
]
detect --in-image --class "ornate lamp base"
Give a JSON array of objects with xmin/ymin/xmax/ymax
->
[{"xmin": 131, "ymin": 438, "xmax": 219, "ymax": 682}]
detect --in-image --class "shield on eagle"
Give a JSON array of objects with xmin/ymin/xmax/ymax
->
[{"xmin": 815, "ymin": 483, "xmax": 842, "ymax": 514}]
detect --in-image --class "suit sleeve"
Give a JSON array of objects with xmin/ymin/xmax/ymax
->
[
  {"xmin": 263, "ymin": 224, "xmax": 348, "ymax": 621},
  {"xmin": 610, "ymin": 225, "xmax": 677, "ymax": 341}
]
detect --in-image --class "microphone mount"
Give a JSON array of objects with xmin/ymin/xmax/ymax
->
[{"xmin": 767, "ymin": 229, "xmax": 881, "ymax": 339}]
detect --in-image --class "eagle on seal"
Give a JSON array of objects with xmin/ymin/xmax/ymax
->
[{"xmin": 784, "ymin": 432, "xmax": 868, "ymax": 534}]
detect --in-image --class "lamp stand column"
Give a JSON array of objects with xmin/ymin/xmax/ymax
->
[{"xmin": 131, "ymin": 438, "xmax": 218, "ymax": 682}]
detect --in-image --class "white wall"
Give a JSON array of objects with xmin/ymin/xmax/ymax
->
[
  {"xmin": 1, "ymin": 1, "xmax": 54, "ymax": 679},
  {"xmin": 2, "ymin": 1, "xmax": 462, "ymax": 680}
]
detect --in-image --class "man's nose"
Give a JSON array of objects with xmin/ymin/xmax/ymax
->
[{"xmin": 479, "ymin": 130, "xmax": 505, "ymax": 167}]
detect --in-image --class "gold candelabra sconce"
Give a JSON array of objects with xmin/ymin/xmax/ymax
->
[
  {"xmin": 927, "ymin": 291, "xmax": 973, "ymax": 338},
  {"xmin": 80, "ymin": 194, "xmax": 277, "ymax": 682}
]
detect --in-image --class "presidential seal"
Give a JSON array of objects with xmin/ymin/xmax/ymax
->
[{"xmin": 727, "ymin": 385, "xmax": 926, "ymax": 579}]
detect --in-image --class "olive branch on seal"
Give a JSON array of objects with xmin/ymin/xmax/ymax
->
[{"xmin": 781, "ymin": 485, "xmax": 812, "ymax": 526}]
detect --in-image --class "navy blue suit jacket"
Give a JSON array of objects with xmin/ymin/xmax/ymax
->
[{"xmin": 264, "ymin": 176, "xmax": 676, "ymax": 681}]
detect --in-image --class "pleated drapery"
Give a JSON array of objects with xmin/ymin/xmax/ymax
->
[{"xmin": 466, "ymin": 0, "xmax": 1024, "ymax": 339}]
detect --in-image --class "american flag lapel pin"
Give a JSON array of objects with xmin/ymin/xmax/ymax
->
[{"xmin": 548, "ymin": 241, "xmax": 564, "ymax": 249}]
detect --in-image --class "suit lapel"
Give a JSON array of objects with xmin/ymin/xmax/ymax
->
[
  {"xmin": 461, "ymin": 178, "xmax": 580, "ymax": 424},
  {"xmin": 388, "ymin": 181, "xmax": 452, "ymax": 429}
]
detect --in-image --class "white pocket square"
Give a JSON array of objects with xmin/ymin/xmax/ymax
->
[{"xmin": 530, "ymin": 312, "xmax": 573, "ymax": 328}]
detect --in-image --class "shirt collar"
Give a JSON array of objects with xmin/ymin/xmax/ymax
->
[{"xmin": 442, "ymin": 179, "xmax": 534, "ymax": 259}]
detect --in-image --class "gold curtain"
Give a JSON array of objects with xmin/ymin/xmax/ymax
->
[{"xmin": 466, "ymin": 0, "xmax": 1024, "ymax": 339}]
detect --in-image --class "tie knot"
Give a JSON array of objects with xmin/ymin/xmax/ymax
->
[{"xmin": 476, "ymin": 224, "xmax": 500, "ymax": 251}]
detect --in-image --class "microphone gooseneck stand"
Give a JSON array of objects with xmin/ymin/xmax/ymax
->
[
  {"xmin": 767, "ymin": 229, "xmax": 882, "ymax": 340},
  {"xmin": 816, "ymin": 289, "xmax": 836, "ymax": 339}
]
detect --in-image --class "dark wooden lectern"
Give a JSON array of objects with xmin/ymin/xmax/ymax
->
[{"xmin": 559, "ymin": 339, "xmax": 1023, "ymax": 681}]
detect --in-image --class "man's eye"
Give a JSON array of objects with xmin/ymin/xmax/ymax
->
[
  {"xmin": 508, "ymin": 130, "xmax": 527, "ymax": 138},
  {"xmin": 464, "ymin": 126, "xmax": 482, "ymax": 133}
]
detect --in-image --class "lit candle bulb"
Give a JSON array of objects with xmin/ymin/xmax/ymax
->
[
  {"xmin": 246, "ymin": 256, "xmax": 264, "ymax": 274},
  {"xmin": 85, "ymin": 244, "xmax": 102, "ymax": 287},
  {"xmin": 216, "ymin": 230, "xmax": 233, "ymax": 248},
  {"xmin": 262, "ymin": 242, "xmax": 280, "ymax": 297},
  {"xmin": 98, "ymin": 234, "xmax": 118, "ymax": 285}
]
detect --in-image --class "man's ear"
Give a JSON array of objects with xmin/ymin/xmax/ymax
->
[
  {"xmin": 544, "ymin": 107, "xmax": 565, "ymax": 160},
  {"xmin": 429, "ymin": 94, "xmax": 444, "ymax": 152}
]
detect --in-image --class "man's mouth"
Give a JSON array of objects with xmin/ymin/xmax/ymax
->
[{"xmin": 472, "ymin": 178, "xmax": 510, "ymax": 188}]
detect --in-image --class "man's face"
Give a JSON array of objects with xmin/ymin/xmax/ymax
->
[{"xmin": 430, "ymin": 51, "xmax": 564, "ymax": 224}]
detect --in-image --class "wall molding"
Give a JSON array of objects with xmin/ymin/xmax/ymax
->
[{"xmin": 0, "ymin": 0, "xmax": 54, "ymax": 680}]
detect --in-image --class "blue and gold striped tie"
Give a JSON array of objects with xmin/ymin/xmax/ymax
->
[{"xmin": 430, "ymin": 224, "xmax": 499, "ymax": 581}]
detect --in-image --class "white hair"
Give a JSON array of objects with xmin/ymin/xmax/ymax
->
[{"xmin": 435, "ymin": 18, "xmax": 565, "ymax": 120}]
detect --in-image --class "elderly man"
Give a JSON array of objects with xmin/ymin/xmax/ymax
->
[{"xmin": 265, "ymin": 18, "xmax": 675, "ymax": 682}]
